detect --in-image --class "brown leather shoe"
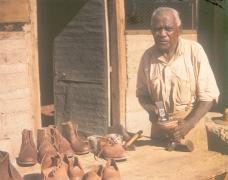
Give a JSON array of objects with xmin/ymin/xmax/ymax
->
[
  {"xmin": 64, "ymin": 154, "xmax": 84, "ymax": 180},
  {"xmin": 97, "ymin": 138, "xmax": 126, "ymax": 160},
  {"xmin": 37, "ymin": 128, "xmax": 52, "ymax": 150},
  {"xmin": 49, "ymin": 125, "xmax": 74, "ymax": 154},
  {"xmin": 83, "ymin": 165, "xmax": 103, "ymax": 180},
  {"xmin": 41, "ymin": 153, "xmax": 69, "ymax": 180},
  {"xmin": 37, "ymin": 128, "xmax": 57, "ymax": 163},
  {"xmin": 102, "ymin": 159, "xmax": 120, "ymax": 180},
  {"xmin": 61, "ymin": 121, "xmax": 90, "ymax": 155},
  {"xmin": 0, "ymin": 151, "xmax": 22, "ymax": 180},
  {"xmin": 17, "ymin": 129, "xmax": 37, "ymax": 166}
]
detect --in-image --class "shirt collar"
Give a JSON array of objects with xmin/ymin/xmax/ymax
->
[{"xmin": 153, "ymin": 38, "xmax": 183, "ymax": 64}]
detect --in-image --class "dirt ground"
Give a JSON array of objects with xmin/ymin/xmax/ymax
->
[{"xmin": 15, "ymin": 138, "xmax": 228, "ymax": 180}]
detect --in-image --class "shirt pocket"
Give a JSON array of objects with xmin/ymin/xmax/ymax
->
[{"xmin": 174, "ymin": 73, "xmax": 191, "ymax": 105}]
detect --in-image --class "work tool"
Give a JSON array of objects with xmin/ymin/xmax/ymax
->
[
  {"xmin": 123, "ymin": 130, "xmax": 143, "ymax": 151},
  {"xmin": 166, "ymin": 139, "xmax": 194, "ymax": 152}
]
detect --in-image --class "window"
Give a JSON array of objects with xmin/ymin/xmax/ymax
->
[{"xmin": 125, "ymin": 0, "xmax": 198, "ymax": 30}]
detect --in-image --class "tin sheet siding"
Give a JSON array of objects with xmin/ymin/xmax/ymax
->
[{"xmin": 54, "ymin": 0, "xmax": 109, "ymax": 135}]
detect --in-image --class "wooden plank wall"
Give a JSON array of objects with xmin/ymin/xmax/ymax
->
[{"xmin": 0, "ymin": 0, "xmax": 40, "ymax": 158}]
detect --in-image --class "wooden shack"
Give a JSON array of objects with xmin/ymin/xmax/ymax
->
[{"xmin": 0, "ymin": 0, "xmax": 227, "ymax": 159}]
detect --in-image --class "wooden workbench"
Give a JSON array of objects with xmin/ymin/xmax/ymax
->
[{"xmin": 16, "ymin": 112, "xmax": 228, "ymax": 180}]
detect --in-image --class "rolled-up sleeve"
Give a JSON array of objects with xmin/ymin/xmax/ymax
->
[{"xmin": 196, "ymin": 45, "xmax": 220, "ymax": 102}]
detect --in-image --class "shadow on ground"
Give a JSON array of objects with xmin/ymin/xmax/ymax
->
[
  {"xmin": 135, "ymin": 139, "xmax": 167, "ymax": 148},
  {"xmin": 24, "ymin": 173, "xmax": 42, "ymax": 180}
]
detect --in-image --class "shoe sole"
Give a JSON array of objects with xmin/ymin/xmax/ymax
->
[
  {"xmin": 75, "ymin": 151, "xmax": 90, "ymax": 155},
  {"xmin": 105, "ymin": 156, "xmax": 128, "ymax": 161},
  {"xmin": 16, "ymin": 158, "xmax": 37, "ymax": 167}
]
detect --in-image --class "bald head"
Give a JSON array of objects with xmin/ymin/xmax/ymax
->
[{"xmin": 151, "ymin": 7, "xmax": 181, "ymax": 28}]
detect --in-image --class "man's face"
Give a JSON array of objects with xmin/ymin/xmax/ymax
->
[{"xmin": 151, "ymin": 12, "xmax": 181, "ymax": 53}]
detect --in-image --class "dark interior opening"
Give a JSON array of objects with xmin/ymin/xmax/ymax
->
[
  {"xmin": 198, "ymin": 1, "xmax": 227, "ymax": 112},
  {"xmin": 37, "ymin": 0, "xmax": 87, "ymax": 127}
]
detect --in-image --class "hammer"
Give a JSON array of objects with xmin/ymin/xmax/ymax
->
[
  {"xmin": 166, "ymin": 139, "xmax": 194, "ymax": 152},
  {"xmin": 123, "ymin": 130, "xmax": 143, "ymax": 151}
]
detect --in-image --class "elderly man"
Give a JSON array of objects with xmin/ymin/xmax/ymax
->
[{"xmin": 136, "ymin": 7, "xmax": 219, "ymax": 147}]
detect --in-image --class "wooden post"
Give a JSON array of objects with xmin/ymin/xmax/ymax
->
[
  {"xmin": 29, "ymin": 0, "xmax": 41, "ymax": 130},
  {"xmin": 108, "ymin": 0, "xmax": 126, "ymax": 126}
]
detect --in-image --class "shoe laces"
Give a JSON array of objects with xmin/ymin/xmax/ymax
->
[
  {"xmin": 94, "ymin": 137, "xmax": 118, "ymax": 160},
  {"xmin": 50, "ymin": 127, "xmax": 61, "ymax": 152}
]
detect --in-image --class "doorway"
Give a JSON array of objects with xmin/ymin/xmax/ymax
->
[{"xmin": 37, "ymin": 0, "xmax": 87, "ymax": 126}]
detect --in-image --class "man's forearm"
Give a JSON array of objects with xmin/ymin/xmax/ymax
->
[
  {"xmin": 172, "ymin": 101, "xmax": 214, "ymax": 141},
  {"xmin": 138, "ymin": 95, "xmax": 156, "ymax": 114},
  {"xmin": 185, "ymin": 101, "xmax": 214, "ymax": 127}
]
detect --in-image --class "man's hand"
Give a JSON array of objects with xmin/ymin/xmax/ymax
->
[
  {"xmin": 172, "ymin": 121, "xmax": 194, "ymax": 142},
  {"xmin": 171, "ymin": 101, "xmax": 214, "ymax": 141},
  {"xmin": 138, "ymin": 95, "xmax": 158, "ymax": 123},
  {"xmin": 156, "ymin": 120, "xmax": 178, "ymax": 131}
]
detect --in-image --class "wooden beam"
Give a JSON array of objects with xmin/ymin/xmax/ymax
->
[
  {"xmin": 108, "ymin": 0, "xmax": 126, "ymax": 126},
  {"xmin": 125, "ymin": 29, "xmax": 197, "ymax": 35},
  {"xmin": 0, "ymin": 0, "xmax": 30, "ymax": 23},
  {"xmin": 28, "ymin": 0, "xmax": 41, "ymax": 130}
]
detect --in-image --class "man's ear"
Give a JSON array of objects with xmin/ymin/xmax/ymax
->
[
  {"xmin": 178, "ymin": 25, "xmax": 183, "ymax": 35},
  {"xmin": 150, "ymin": 28, "xmax": 155, "ymax": 36}
]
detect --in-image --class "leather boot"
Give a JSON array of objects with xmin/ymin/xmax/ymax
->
[
  {"xmin": 0, "ymin": 151, "xmax": 22, "ymax": 180},
  {"xmin": 61, "ymin": 121, "xmax": 90, "ymax": 155},
  {"xmin": 41, "ymin": 153, "xmax": 69, "ymax": 180},
  {"xmin": 17, "ymin": 129, "xmax": 37, "ymax": 166},
  {"xmin": 37, "ymin": 128, "xmax": 57, "ymax": 163},
  {"xmin": 37, "ymin": 128, "xmax": 52, "ymax": 150},
  {"xmin": 102, "ymin": 159, "xmax": 120, "ymax": 180},
  {"xmin": 49, "ymin": 125, "xmax": 74, "ymax": 154},
  {"xmin": 64, "ymin": 154, "xmax": 84, "ymax": 180},
  {"xmin": 83, "ymin": 165, "xmax": 103, "ymax": 180},
  {"xmin": 97, "ymin": 138, "xmax": 126, "ymax": 160}
]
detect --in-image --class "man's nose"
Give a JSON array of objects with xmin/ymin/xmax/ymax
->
[{"xmin": 158, "ymin": 29, "xmax": 166, "ymax": 37}]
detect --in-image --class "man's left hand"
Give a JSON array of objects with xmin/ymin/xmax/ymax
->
[
  {"xmin": 172, "ymin": 120, "xmax": 194, "ymax": 141},
  {"xmin": 156, "ymin": 120, "xmax": 178, "ymax": 131}
]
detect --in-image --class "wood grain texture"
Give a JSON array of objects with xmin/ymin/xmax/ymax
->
[
  {"xmin": 109, "ymin": 0, "xmax": 127, "ymax": 126},
  {"xmin": 0, "ymin": 0, "xmax": 30, "ymax": 22},
  {"xmin": 54, "ymin": 0, "xmax": 109, "ymax": 135}
]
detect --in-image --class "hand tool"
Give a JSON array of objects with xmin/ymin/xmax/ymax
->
[{"xmin": 123, "ymin": 130, "xmax": 143, "ymax": 151}]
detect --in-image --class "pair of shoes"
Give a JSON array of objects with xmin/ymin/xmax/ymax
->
[
  {"xmin": 17, "ymin": 127, "xmax": 68, "ymax": 167},
  {"xmin": 17, "ymin": 129, "xmax": 37, "ymax": 166},
  {"xmin": 61, "ymin": 121, "xmax": 90, "ymax": 155},
  {"xmin": 49, "ymin": 125, "xmax": 74, "ymax": 155},
  {"xmin": 49, "ymin": 121, "xmax": 90, "ymax": 155},
  {"xmin": 38, "ymin": 121, "xmax": 90, "ymax": 163},
  {"xmin": 38, "ymin": 125, "xmax": 74, "ymax": 163},
  {"xmin": 84, "ymin": 159, "xmax": 120, "ymax": 180},
  {"xmin": 41, "ymin": 153, "xmax": 84, "ymax": 180},
  {"xmin": 17, "ymin": 125, "xmax": 74, "ymax": 167},
  {"xmin": 97, "ymin": 137, "xmax": 127, "ymax": 161},
  {"xmin": 0, "ymin": 151, "xmax": 23, "ymax": 180}
]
